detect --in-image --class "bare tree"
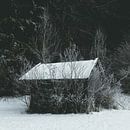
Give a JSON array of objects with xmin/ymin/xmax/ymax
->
[
  {"xmin": 90, "ymin": 29, "xmax": 107, "ymax": 61},
  {"xmin": 88, "ymin": 29, "xmax": 122, "ymax": 111},
  {"xmin": 60, "ymin": 42, "xmax": 83, "ymax": 62},
  {"xmin": 28, "ymin": 6, "xmax": 61, "ymax": 63}
]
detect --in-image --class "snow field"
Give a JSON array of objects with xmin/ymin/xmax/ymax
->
[{"xmin": 0, "ymin": 96, "xmax": 130, "ymax": 130}]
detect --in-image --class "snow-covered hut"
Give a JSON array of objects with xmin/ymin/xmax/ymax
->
[{"xmin": 20, "ymin": 58, "xmax": 99, "ymax": 113}]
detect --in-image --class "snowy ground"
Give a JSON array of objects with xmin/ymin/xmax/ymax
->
[{"xmin": 0, "ymin": 95, "xmax": 130, "ymax": 130}]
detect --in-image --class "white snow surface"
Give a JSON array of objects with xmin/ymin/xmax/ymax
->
[
  {"xmin": 20, "ymin": 58, "xmax": 98, "ymax": 80},
  {"xmin": 0, "ymin": 96, "xmax": 130, "ymax": 130}
]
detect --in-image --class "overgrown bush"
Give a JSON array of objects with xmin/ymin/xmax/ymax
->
[
  {"xmin": 88, "ymin": 66, "xmax": 120, "ymax": 112},
  {"xmin": 114, "ymin": 42, "xmax": 130, "ymax": 93}
]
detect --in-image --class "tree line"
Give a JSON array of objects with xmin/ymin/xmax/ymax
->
[{"xmin": 0, "ymin": 0, "xmax": 130, "ymax": 96}]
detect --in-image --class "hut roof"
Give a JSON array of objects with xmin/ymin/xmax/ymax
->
[{"xmin": 20, "ymin": 58, "xmax": 98, "ymax": 80}]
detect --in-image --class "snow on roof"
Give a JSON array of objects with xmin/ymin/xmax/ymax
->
[{"xmin": 19, "ymin": 58, "xmax": 98, "ymax": 80}]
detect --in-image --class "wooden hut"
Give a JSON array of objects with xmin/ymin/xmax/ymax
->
[{"xmin": 20, "ymin": 58, "xmax": 98, "ymax": 113}]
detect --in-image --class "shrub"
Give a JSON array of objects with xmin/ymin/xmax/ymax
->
[{"xmin": 114, "ymin": 42, "xmax": 130, "ymax": 93}]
